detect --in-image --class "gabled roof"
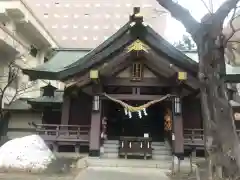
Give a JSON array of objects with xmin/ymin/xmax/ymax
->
[{"xmin": 23, "ymin": 8, "xmax": 198, "ymax": 81}]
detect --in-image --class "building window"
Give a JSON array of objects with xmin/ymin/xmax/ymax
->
[
  {"xmin": 30, "ymin": 45, "xmax": 38, "ymax": 57},
  {"xmin": 131, "ymin": 63, "xmax": 143, "ymax": 80}
]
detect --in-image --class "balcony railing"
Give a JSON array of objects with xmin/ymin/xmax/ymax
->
[
  {"xmin": 184, "ymin": 128, "xmax": 240, "ymax": 148},
  {"xmin": 30, "ymin": 123, "xmax": 90, "ymax": 143},
  {"xmin": 184, "ymin": 129, "xmax": 204, "ymax": 147}
]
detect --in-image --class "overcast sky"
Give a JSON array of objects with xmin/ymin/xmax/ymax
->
[{"xmin": 165, "ymin": 0, "xmax": 226, "ymax": 43}]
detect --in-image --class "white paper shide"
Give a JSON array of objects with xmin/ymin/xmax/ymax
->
[{"xmin": 0, "ymin": 135, "xmax": 55, "ymax": 171}]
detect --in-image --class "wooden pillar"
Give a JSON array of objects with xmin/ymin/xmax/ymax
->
[
  {"xmin": 89, "ymin": 71, "xmax": 102, "ymax": 157},
  {"xmin": 172, "ymin": 93, "xmax": 184, "ymax": 160},
  {"xmin": 61, "ymin": 95, "xmax": 71, "ymax": 125},
  {"xmin": 89, "ymin": 96, "xmax": 102, "ymax": 157}
]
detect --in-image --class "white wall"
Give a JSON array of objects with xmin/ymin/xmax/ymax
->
[
  {"xmin": 0, "ymin": 1, "xmax": 59, "ymax": 107},
  {"xmin": 7, "ymin": 111, "xmax": 42, "ymax": 139}
]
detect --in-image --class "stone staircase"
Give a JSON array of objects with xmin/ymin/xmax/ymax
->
[
  {"xmin": 82, "ymin": 141, "xmax": 199, "ymax": 171},
  {"xmin": 101, "ymin": 140, "xmax": 119, "ymax": 158},
  {"xmin": 87, "ymin": 140, "xmax": 173, "ymax": 169},
  {"xmin": 151, "ymin": 141, "xmax": 172, "ymax": 161},
  {"xmin": 101, "ymin": 140, "xmax": 172, "ymax": 160}
]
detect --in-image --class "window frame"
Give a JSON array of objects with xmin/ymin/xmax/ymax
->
[{"xmin": 131, "ymin": 62, "xmax": 143, "ymax": 81}]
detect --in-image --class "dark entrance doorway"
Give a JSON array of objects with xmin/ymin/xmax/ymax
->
[{"xmin": 104, "ymin": 100, "xmax": 166, "ymax": 141}]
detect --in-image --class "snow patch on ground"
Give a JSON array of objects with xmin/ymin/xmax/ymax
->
[{"xmin": 0, "ymin": 135, "xmax": 55, "ymax": 171}]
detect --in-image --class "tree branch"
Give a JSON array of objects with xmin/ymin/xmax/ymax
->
[
  {"xmin": 214, "ymin": 0, "xmax": 240, "ymax": 27},
  {"xmin": 224, "ymin": 5, "xmax": 240, "ymax": 45},
  {"xmin": 199, "ymin": 0, "xmax": 212, "ymax": 14},
  {"xmin": 156, "ymin": 0, "xmax": 200, "ymax": 38},
  {"xmin": 4, "ymin": 81, "xmax": 37, "ymax": 105}
]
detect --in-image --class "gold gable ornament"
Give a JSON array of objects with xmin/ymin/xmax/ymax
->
[
  {"xmin": 178, "ymin": 72, "xmax": 187, "ymax": 81},
  {"xmin": 127, "ymin": 39, "xmax": 149, "ymax": 53},
  {"xmin": 134, "ymin": 12, "xmax": 143, "ymax": 18},
  {"xmin": 90, "ymin": 70, "xmax": 99, "ymax": 79}
]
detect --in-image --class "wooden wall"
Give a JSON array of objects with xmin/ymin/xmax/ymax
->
[
  {"xmin": 69, "ymin": 92, "xmax": 93, "ymax": 125},
  {"xmin": 43, "ymin": 109, "xmax": 61, "ymax": 124},
  {"xmin": 182, "ymin": 98, "xmax": 202, "ymax": 129}
]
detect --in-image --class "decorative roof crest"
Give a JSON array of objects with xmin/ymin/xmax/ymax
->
[{"xmin": 126, "ymin": 39, "xmax": 149, "ymax": 53}]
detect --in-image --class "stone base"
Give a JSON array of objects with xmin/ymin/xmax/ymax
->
[
  {"xmin": 174, "ymin": 153, "xmax": 184, "ymax": 160},
  {"xmin": 89, "ymin": 150, "xmax": 100, "ymax": 157}
]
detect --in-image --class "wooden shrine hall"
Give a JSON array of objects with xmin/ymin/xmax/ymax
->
[{"xmin": 21, "ymin": 7, "xmax": 240, "ymax": 159}]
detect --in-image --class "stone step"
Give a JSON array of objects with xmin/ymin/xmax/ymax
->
[
  {"xmin": 152, "ymin": 155, "xmax": 172, "ymax": 161},
  {"xmin": 103, "ymin": 148, "xmax": 118, "ymax": 154},
  {"xmin": 103, "ymin": 149, "xmax": 171, "ymax": 156},
  {"xmin": 151, "ymin": 142, "xmax": 165, "ymax": 146},
  {"xmin": 101, "ymin": 153, "xmax": 119, "ymax": 159},
  {"xmin": 86, "ymin": 158, "xmax": 172, "ymax": 169},
  {"xmin": 103, "ymin": 143, "xmax": 119, "ymax": 149},
  {"xmin": 104, "ymin": 140, "xmax": 119, "ymax": 144},
  {"xmin": 152, "ymin": 146, "xmax": 170, "ymax": 151},
  {"xmin": 152, "ymin": 150, "xmax": 171, "ymax": 156}
]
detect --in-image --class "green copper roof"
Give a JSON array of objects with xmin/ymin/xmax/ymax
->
[
  {"xmin": 23, "ymin": 49, "xmax": 90, "ymax": 80},
  {"xmin": 38, "ymin": 50, "xmax": 89, "ymax": 72}
]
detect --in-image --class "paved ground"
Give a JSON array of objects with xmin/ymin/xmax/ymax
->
[{"xmin": 74, "ymin": 167, "xmax": 170, "ymax": 180}]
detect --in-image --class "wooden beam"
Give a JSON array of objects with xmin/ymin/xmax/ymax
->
[
  {"xmin": 89, "ymin": 111, "xmax": 101, "ymax": 157},
  {"xmin": 103, "ymin": 77, "xmax": 173, "ymax": 87},
  {"xmin": 65, "ymin": 72, "xmax": 91, "ymax": 88},
  {"xmin": 224, "ymin": 74, "xmax": 240, "ymax": 83},
  {"xmin": 100, "ymin": 94, "xmax": 169, "ymax": 101},
  {"xmin": 61, "ymin": 96, "xmax": 71, "ymax": 127},
  {"xmin": 171, "ymin": 90, "xmax": 184, "ymax": 157},
  {"xmin": 183, "ymin": 89, "xmax": 200, "ymax": 99}
]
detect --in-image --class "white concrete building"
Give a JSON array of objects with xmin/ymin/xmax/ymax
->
[
  {"xmin": 0, "ymin": 0, "xmax": 60, "ymax": 107},
  {"xmin": 23, "ymin": 0, "xmax": 168, "ymax": 48},
  {"xmin": 224, "ymin": 10, "xmax": 240, "ymax": 66}
]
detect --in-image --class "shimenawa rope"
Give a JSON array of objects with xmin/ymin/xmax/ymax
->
[{"xmin": 102, "ymin": 93, "xmax": 171, "ymax": 112}]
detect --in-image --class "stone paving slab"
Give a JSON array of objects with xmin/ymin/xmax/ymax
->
[
  {"xmin": 74, "ymin": 167, "xmax": 170, "ymax": 180},
  {"xmin": 77, "ymin": 156, "xmax": 201, "ymax": 172}
]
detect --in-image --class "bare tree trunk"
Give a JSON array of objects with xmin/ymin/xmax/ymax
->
[
  {"xmin": 198, "ymin": 33, "xmax": 240, "ymax": 177},
  {"xmin": 155, "ymin": 0, "xmax": 240, "ymax": 178}
]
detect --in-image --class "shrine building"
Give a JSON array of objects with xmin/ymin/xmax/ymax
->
[{"xmin": 4, "ymin": 7, "xmax": 240, "ymax": 160}]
